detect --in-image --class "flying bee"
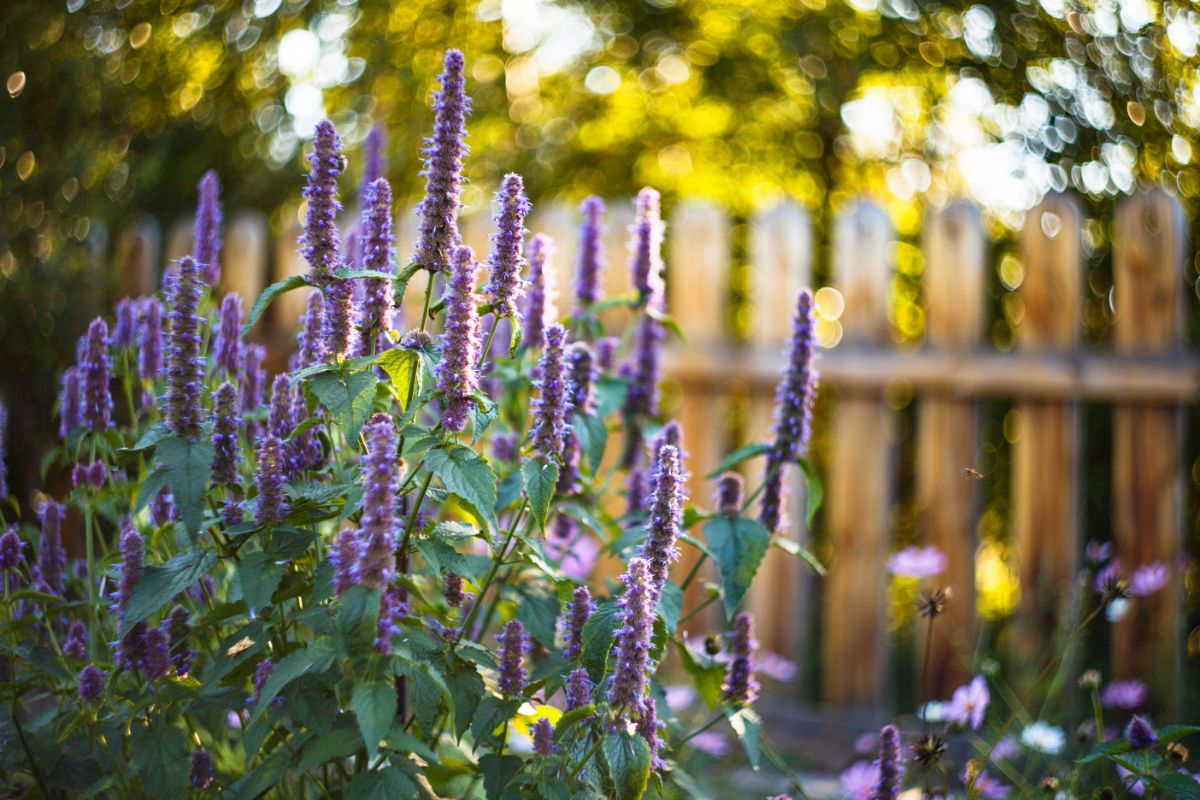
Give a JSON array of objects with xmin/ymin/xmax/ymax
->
[{"xmin": 962, "ymin": 467, "xmax": 984, "ymax": 480}]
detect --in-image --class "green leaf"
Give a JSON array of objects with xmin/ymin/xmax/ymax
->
[
  {"xmin": 479, "ymin": 753, "xmax": 523, "ymax": 800},
  {"xmin": 770, "ymin": 537, "xmax": 826, "ymax": 575},
  {"xmin": 674, "ymin": 639, "xmax": 725, "ymax": 709},
  {"xmin": 131, "ymin": 722, "xmax": 189, "ymax": 797},
  {"xmin": 516, "ymin": 589, "xmax": 560, "ymax": 649},
  {"xmin": 308, "ymin": 371, "xmax": 379, "ymax": 442},
  {"xmin": 416, "ymin": 538, "xmax": 487, "ymax": 581},
  {"xmin": 128, "ymin": 421, "xmax": 172, "ymax": 453},
  {"xmin": 347, "ymin": 769, "xmax": 420, "ymax": 799},
  {"xmin": 1158, "ymin": 725, "xmax": 1200, "ymax": 742},
  {"xmin": 470, "ymin": 695, "xmax": 520, "ymax": 746},
  {"xmin": 379, "ymin": 347, "xmax": 422, "ymax": 411},
  {"xmin": 425, "ymin": 445, "xmax": 499, "ymax": 532},
  {"xmin": 338, "ymin": 585, "xmax": 382, "ymax": 645},
  {"xmin": 602, "ymin": 730, "xmax": 652, "ymax": 800},
  {"xmin": 595, "ymin": 376, "xmax": 628, "ymax": 417},
  {"xmin": 1157, "ymin": 772, "xmax": 1200, "ymax": 800},
  {"xmin": 572, "ymin": 413, "xmax": 608, "ymax": 473},
  {"xmin": 658, "ymin": 580, "xmax": 683, "ymax": 633},
  {"xmin": 233, "ymin": 749, "xmax": 290, "ymax": 800},
  {"xmin": 238, "ymin": 551, "xmax": 284, "ymax": 610},
  {"xmin": 134, "ymin": 466, "xmax": 169, "ymax": 515},
  {"xmin": 1077, "ymin": 738, "xmax": 1134, "ymax": 765},
  {"xmin": 296, "ymin": 725, "xmax": 361, "ymax": 774},
  {"xmin": 581, "ymin": 601, "xmax": 622, "ymax": 682},
  {"xmin": 247, "ymin": 640, "xmax": 338, "ymax": 728},
  {"xmin": 704, "ymin": 517, "xmax": 771, "ymax": 619},
  {"xmin": 243, "ymin": 274, "xmax": 312, "ymax": 335},
  {"xmin": 705, "ymin": 443, "xmax": 772, "ymax": 479},
  {"xmin": 123, "ymin": 548, "xmax": 216, "ymax": 633},
  {"xmin": 157, "ymin": 435, "xmax": 215, "ymax": 539},
  {"xmin": 797, "ymin": 457, "xmax": 824, "ymax": 526},
  {"xmin": 446, "ymin": 661, "xmax": 485, "ymax": 740},
  {"xmin": 726, "ymin": 708, "xmax": 763, "ymax": 769},
  {"xmin": 468, "ymin": 397, "xmax": 500, "ymax": 445},
  {"xmin": 521, "ymin": 459, "xmax": 559, "ymax": 533},
  {"xmin": 352, "ymin": 680, "xmax": 397, "ymax": 761}
]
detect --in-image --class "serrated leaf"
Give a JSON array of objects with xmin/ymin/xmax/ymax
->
[
  {"xmin": 157, "ymin": 436, "xmax": 215, "ymax": 539},
  {"xmin": 572, "ymin": 413, "xmax": 608, "ymax": 474},
  {"xmin": 347, "ymin": 768, "xmax": 419, "ymax": 799},
  {"xmin": 468, "ymin": 398, "xmax": 499, "ymax": 445},
  {"xmin": 131, "ymin": 722, "xmax": 189, "ymax": 797},
  {"xmin": 243, "ymin": 274, "xmax": 312, "ymax": 335},
  {"xmin": 134, "ymin": 467, "xmax": 169, "ymax": 515},
  {"xmin": 517, "ymin": 589, "xmax": 560, "ymax": 649},
  {"xmin": 425, "ymin": 445, "xmax": 499, "ymax": 532},
  {"xmin": 446, "ymin": 661, "xmax": 485, "ymax": 740},
  {"xmin": 238, "ymin": 551, "xmax": 284, "ymax": 610},
  {"xmin": 581, "ymin": 601, "xmax": 622, "ymax": 682},
  {"xmin": 603, "ymin": 731, "xmax": 651, "ymax": 800},
  {"xmin": 704, "ymin": 517, "xmax": 770, "ymax": 619},
  {"xmin": 705, "ymin": 443, "xmax": 772, "ymax": 479},
  {"xmin": 521, "ymin": 459, "xmax": 559, "ymax": 533},
  {"xmin": 352, "ymin": 680, "xmax": 397, "ymax": 761},
  {"xmin": 379, "ymin": 347, "xmax": 422, "ymax": 411},
  {"xmin": 595, "ymin": 376, "xmax": 628, "ymax": 417},
  {"xmin": 1158, "ymin": 725, "xmax": 1200, "ymax": 742},
  {"xmin": 479, "ymin": 753, "xmax": 523, "ymax": 800},
  {"xmin": 233, "ymin": 749, "xmax": 290, "ymax": 800},
  {"xmin": 123, "ymin": 548, "xmax": 217, "ymax": 633},
  {"xmin": 770, "ymin": 537, "xmax": 826, "ymax": 576},
  {"xmin": 657, "ymin": 580, "xmax": 683, "ymax": 632},
  {"xmin": 295, "ymin": 725, "xmax": 360, "ymax": 774},
  {"xmin": 247, "ymin": 640, "xmax": 337, "ymax": 729},
  {"xmin": 726, "ymin": 708, "xmax": 762, "ymax": 769},
  {"xmin": 128, "ymin": 421, "xmax": 172, "ymax": 453},
  {"xmin": 308, "ymin": 371, "xmax": 379, "ymax": 442},
  {"xmin": 1157, "ymin": 772, "xmax": 1200, "ymax": 800}
]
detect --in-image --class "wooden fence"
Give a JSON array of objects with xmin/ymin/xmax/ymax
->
[{"xmin": 115, "ymin": 189, "xmax": 1198, "ymax": 712}]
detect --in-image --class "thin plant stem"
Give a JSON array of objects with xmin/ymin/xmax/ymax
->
[
  {"xmin": 679, "ymin": 553, "xmax": 708, "ymax": 592},
  {"xmin": 566, "ymin": 735, "xmax": 605, "ymax": 782}
]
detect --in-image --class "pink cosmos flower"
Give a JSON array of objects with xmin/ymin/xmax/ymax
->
[
  {"xmin": 886, "ymin": 546, "xmax": 947, "ymax": 579},
  {"xmin": 1129, "ymin": 561, "xmax": 1169, "ymax": 597},
  {"xmin": 1094, "ymin": 559, "xmax": 1123, "ymax": 593},
  {"xmin": 946, "ymin": 675, "xmax": 989, "ymax": 730},
  {"xmin": 839, "ymin": 760, "xmax": 881, "ymax": 800},
  {"xmin": 1101, "ymin": 678, "xmax": 1146, "ymax": 710}
]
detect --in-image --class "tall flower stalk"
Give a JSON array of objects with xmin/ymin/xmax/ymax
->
[
  {"xmin": 413, "ymin": 50, "xmax": 470, "ymax": 274},
  {"xmin": 574, "ymin": 196, "xmax": 605, "ymax": 312},
  {"xmin": 437, "ymin": 245, "xmax": 481, "ymax": 432},
  {"xmin": 354, "ymin": 414, "xmax": 399, "ymax": 592},
  {"xmin": 358, "ymin": 178, "xmax": 395, "ymax": 351},
  {"xmin": 164, "ymin": 256, "xmax": 206, "ymax": 439},
  {"xmin": 530, "ymin": 324, "xmax": 570, "ymax": 463},
  {"xmin": 484, "ymin": 173, "xmax": 530, "ymax": 325},
  {"xmin": 194, "ymin": 170, "xmax": 223, "ymax": 285},
  {"xmin": 524, "ymin": 234, "xmax": 556, "ymax": 350},
  {"xmin": 301, "ymin": 119, "xmax": 353, "ymax": 358}
]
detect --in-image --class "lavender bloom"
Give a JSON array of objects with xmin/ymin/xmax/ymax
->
[
  {"xmin": 138, "ymin": 297, "xmax": 164, "ymax": 380},
  {"xmin": 723, "ymin": 612, "xmax": 760, "ymax": 706},
  {"xmin": 38, "ymin": 500, "xmax": 66, "ymax": 596},
  {"xmin": 946, "ymin": 675, "xmax": 990, "ymax": 730},
  {"xmin": 251, "ymin": 658, "xmax": 274, "ymax": 706},
  {"xmin": 255, "ymin": 435, "xmax": 288, "ymax": 526},
  {"xmin": 400, "ymin": 329, "xmax": 432, "ymax": 350},
  {"xmin": 1101, "ymin": 679, "xmax": 1147, "ymax": 710},
  {"xmin": 358, "ymin": 178, "xmax": 396, "ymax": 348},
  {"xmin": 79, "ymin": 664, "xmax": 104, "ymax": 702},
  {"xmin": 240, "ymin": 344, "xmax": 267, "ymax": 413},
  {"xmin": 872, "ymin": 724, "xmax": 902, "ymax": 800},
  {"xmin": 1129, "ymin": 561, "xmax": 1169, "ymax": 597},
  {"xmin": 330, "ymin": 528, "xmax": 359, "ymax": 597},
  {"xmin": 359, "ymin": 124, "xmax": 388, "ymax": 209},
  {"xmin": 484, "ymin": 173, "xmax": 530, "ymax": 321},
  {"xmin": 297, "ymin": 291, "xmax": 327, "ymax": 368},
  {"xmin": 300, "ymin": 120, "xmax": 343, "ymax": 283},
  {"xmin": 759, "ymin": 289, "xmax": 818, "ymax": 532},
  {"xmin": 72, "ymin": 463, "xmax": 89, "ymax": 489},
  {"xmin": 629, "ymin": 188, "xmax": 665, "ymax": 301},
  {"xmin": 142, "ymin": 626, "xmax": 171, "ymax": 680},
  {"xmin": 222, "ymin": 498, "xmax": 244, "ymax": 527},
  {"xmin": 267, "ymin": 374, "xmax": 301, "ymax": 478},
  {"xmin": 195, "ymin": 170, "xmax": 223, "ymax": 284},
  {"xmin": 150, "ymin": 486, "xmax": 178, "ymax": 527},
  {"xmin": 375, "ymin": 583, "xmax": 407, "ymax": 653},
  {"xmin": 529, "ymin": 716, "xmax": 556, "ymax": 756},
  {"xmin": 80, "ymin": 317, "xmax": 113, "ymax": 431},
  {"xmin": 115, "ymin": 517, "xmax": 143, "ymax": 613},
  {"xmin": 640, "ymin": 443, "xmax": 683, "ymax": 600},
  {"xmin": 63, "ymin": 620, "xmax": 88, "ymax": 659},
  {"xmin": 649, "ymin": 421, "xmax": 689, "ymax": 494},
  {"xmin": 213, "ymin": 293, "xmax": 243, "ymax": 375},
  {"xmin": 324, "ymin": 269, "xmax": 356, "ymax": 359},
  {"xmin": 595, "ymin": 337, "xmax": 619, "ymax": 373},
  {"xmin": 165, "ymin": 257, "xmax": 206, "ymax": 438},
  {"xmin": 165, "ymin": 605, "xmax": 193, "ymax": 676},
  {"xmin": 1126, "ymin": 716, "xmax": 1157, "ymax": 750},
  {"xmin": 436, "ymin": 245, "xmax": 482, "ymax": 431},
  {"xmin": 113, "ymin": 298, "xmax": 137, "ymax": 348},
  {"xmin": 0, "ymin": 528, "xmax": 20, "ymax": 570},
  {"xmin": 211, "ymin": 382, "xmax": 241, "ymax": 486},
  {"xmin": 637, "ymin": 695, "xmax": 666, "ymax": 770},
  {"xmin": 190, "ymin": 747, "xmax": 216, "ymax": 789},
  {"xmin": 626, "ymin": 459, "xmax": 650, "ymax": 518},
  {"xmin": 621, "ymin": 314, "xmax": 664, "ymax": 456},
  {"xmin": 609, "ymin": 558, "xmax": 655, "ymax": 715},
  {"xmin": 565, "ymin": 585, "xmax": 593, "ymax": 660},
  {"xmin": 355, "ymin": 414, "xmax": 399, "ymax": 591},
  {"xmin": 574, "ymin": 196, "xmax": 606, "ymax": 310},
  {"xmin": 413, "ymin": 50, "xmax": 470, "ymax": 274},
  {"xmin": 59, "ymin": 368, "xmax": 82, "ymax": 438},
  {"xmin": 524, "ymin": 234, "xmax": 557, "ymax": 350},
  {"xmin": 444, "ymin": 572, "xmax": 464, "ymax": 608},
  {"xmin": 565, "ymin": 343, "xmax": 597, "ymax": 415},
  {"xmin": 886, "ymin": 546, "xmax": 947, "ymax": 579},
  {"xmin": 566, "ymin": 667, "xmax": 592, "ymax": 710},
  {"xmin": 492, "ymin": 432, "xmax": 518, "ymax": 463},
  {"xmin": 530, "ymin": 324, "xmax": 570, "ymax": 462},
  {"xmin": 716, "ymin": 472, "xmax": 744, "ymax": 516},
  {"xmin": 497, "ymin": 619, "xmax": 528, "ymax": 697}
]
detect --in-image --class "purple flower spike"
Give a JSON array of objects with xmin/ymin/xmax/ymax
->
[
  {"xmin": 533, "ymin": 717, "xmax": 556, "ymax": 756},
  {"xmin": 115, "ymin": 516, "xmax": 143, "ymax": 613},
  {"xmin": 190, "ymin": 747, "xmax": 216, "ymax": 789},
  {"xmin": 609, "ymin": 558, "xmax": 656, "ymax": 715},
  {"xmin": 640, "ymin": 443, "xmax": 683, "ymax": 601},
  {"xmin": 531, "ymin": 324, "xmax": 570, "ymax": 462},
  {"xmin": 436, "ymin": 245, "xmax": 481, "ymax": 431},
  {"xmin": 213, "ymin": 293, "xmax": 244, "ymax": 375},
  {"xmin": 240, "ymin": 344, "xmax": 266, "ymax": 414},
  {"xmin": 165, "ymin": 257, "xmax": 206, "ymax": 439},
  {"xmin": 79, "ymin": 664, "xmax": 104, "ymax": 702},
  {"xmin": 649, "ymin": 421, "xmax": 689, "ymax": 494},
  {"xmin": 267, "ymin": 373, "xmax": 294, "ymax": 442},
  {"xmin": 165, "ymin": 605, "xmax": 193, "ymax": 676},
  {"xmin": 485, "ymin": 173, "xmax": 530, "ymax": 321},
  {"xmin": 301, "ymin": 120, "xmax": 343, "ymax": 284},
  {"xmin": 150, "ymin": 486, "xmax": 178, "ymax": 527},
  {"xmin": 142, "ymin": 625, "xmax": 170, "ymax": 680},
  {"xmin": 497, "ymin": 619, "xmax": 529, "ymax": 697},
  {"xmin": 574, "ymin": 196, "xmax": 606, "ymax": 310},
  {"xmin": 63, "ymin": 620, "xmax": 88, "ymax": 659},
  {"xmin": 331, "ymin": 528, "xmax": 359, "ymax": 597},
  {"xmin": 595, "ymin": 336, "xmax": 619, "ymax": 373},
  {"xmin": 716, "ymin": 472, "xmax": 744, "ymax": 516},
  {"xmin": 413, "ymin": 49, "xmax": 471, "ymax": 274},
  {"xmin": 359, "ymin": 124, "xmax": 388, "ymax": 210},
  {"xmin": 759, "ymin": 289, "xmax": 818, "ymax": 533},
  {"xmin": 873, "ymin": 724, "xmax": 902, "ymax": 800},
  {"xmin": 637, "ymin": 695, "xmax": 666, "ymax": 770},
  {"xmin": 524, "ymin": 234, "xmax": 556, "ymax": 350},
  {"xmin": 138, "ymin": 297, "xmax": 164, "ymax": 380},
  {"xmin": 623, "ymin": 314, "xmax": 664, "ymax": 430},
  {"xmin": 444, "ymin": 572, "xmax": 464, "ymax": 609},
  {"xmin": 251, "ymin": 658, "xmax": 274, "ymax": 706},
  {"xmin": 630, "ymin": 188, "xmax": 665, "ymax": 301},
  {"xmin": 87, "ymin": 460, "xmax": 107, "ymax": 488},
  {"xmin": 375, "ymin": 583, "xmax": 407, "ymax": 653},
  {"xmin": 37, "ymin": 500, "xmax": 66, "ymax": 596},
  {"xmin": 0, "ymin": 528, "xmax": 20, "ymax": 570},
  {"xmin": 354, "ymin": 414, "xmax": 399, "ymax": 592},
  {"xmin": 255, "ymin": 435, "xmax": 288, "ymax": 526},
  {"xmin": 723, "ymin": 612, "xmax": 760, "ymax": 705},
  {"xmin": 566, "ymin": 667, "xmax": 591, "ymax": 710},
  {"xmin": 358, "ymin": 178, "xmax": 396, "ymax": 348},
  {"xmin": 297, "ymin": 291, "xmax": 327, "ymax": 368},
  {"xmin": 59, "ymin": 367, "xmax": 82, "ymax": 438},
  {"xmin": 113, "ymin": 298, "xmax": 138, "ymax": 348},
  {"xmin": 80, "ymin": 317, "xmax": 113, "ymax": 431},
  {"xmin": 1126, "ymin": 715, "xmax": 1157, "ymax": 750},
  {"xmin": 626, "ymin": 460, "xmax": 649, "ymax": 517},
  {"xmin": 565, "ymin": 585, "xmax": 593, "ymax": 660},
  {"xmin": 324, "ymin": 270, "xmax": 356, "ymax": 359},
  {"xmin": 565, "ymin": 343, "xmax": 597, "ymax": 415},
  {"xmin": 211, "ymin": 382, "xmax": 242, "ymax": 486},
  {"xmin": 195, "ymin": 170, "xmax": 223, "ymax": 285},
  {"xmin": 492, "ymin": 432, "xmax": 517, "ymax": 463}
]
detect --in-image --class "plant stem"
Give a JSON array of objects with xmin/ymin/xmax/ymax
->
[
  {"xmin": 477, "ymin": 319, "xmax": 500, "ymax": 370},
  {"xmin": 678, "ymin": 595, "xmax": 716, "ymax": 626},
  {"xmin": 397, "ymin": 471, "xmax": 435, "ymax": 558},
  {"xmin": 921, "ymin": 611, "xmax": 936, "ymax": 735},
  {"xmin": 679, "ymin": 553, "xmax": 708, "ymax": 591},
  {"xmin": 675, "ymin": 713, "xmax": 723, "ymax": 747},
  {"xmin": 566, "ymin": 735, "xmax": 605, "ymax": 782},
  {"xmin": 762, "ymin": 734, "xmax": 815, "ymax": 800},
  {"xmin": 462, "ymin": 500, "xmax": 527, "ymax": 642}
]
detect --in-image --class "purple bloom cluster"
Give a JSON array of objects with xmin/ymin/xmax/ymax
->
[
  {"xmin": 165, "ymin": 605, "xmax": 193, "ymax": 676},
  {"xmin": 532, "ymin": 717, "xmax": 556, "ymax": 756},
  {"xmin": 716, "ymin": 471, "xmax": 744, "ymax": 516},
  {"xmin": 1101, "ymin": 678, "xmax": 1147, "ymax": 709},
  {"xmin": 355, "ymin": 414, "xmax": 399, "ymax": 591},
  {"xmin": 609, "ymin": 557, "xmax": 655, "ymax": 715},
  {"xmin": 37, "ymin": 500, "xmax": 66, "ymax": 596},
  {"xmin": 437, "ymin": 246, "xmax": 482, "ymax": 431},
  {"xmin": 723, "ymin": 612, "xmax": 759, "ymax": 705},
  {"xmin": 190, "ymin": 747, "xmax": 216, "ymax": 789},
  {"xmin": 297, "ymin": 292, "xmax": 327, "ymax": 369},
  {"xmin": 113, "ymin": 298, "xmax": 137, "ymax": 348},
  {"xmin": 114, "ymin": 519, "xmax": 146, "ymax": 670},
  {"xmin": 759, "ymin": 288, "xmax": 818, "ymax": 532},
  {"xmin": 524, "ymin": 234, "xmax": 556, "ymax": 350},
  {"xmin": 873, "ymin": 724, "xmax": 902, "ymax": 800},
  {"xmin": 165, "ymin": 257, "xmax": 206, "ymax": 438},
  {"xmin": 63, "ymin": 620, "xmax": 87, "ymax": 659},
  {"xmin": 195, "ymin": 170, "xmax": 223, "ymax": 284},
  {"xmin": 484, "ymin": 173, "xmax": 530, "ymax": 320},
  {"xmin": 1127, "ymin": 715, "xmax": 1157, "ymax": 750},
  {"xmin": 138, "ymin": 297, "xmax": 164, "ymax": 380},
  {"xmin": 564, "ymin": 585, "xmax": 593, "ymax": 659},
  {"xmin": 622, "ymin": 311, "xmax": 665, "ymax": 453},
  {"xmin": 574, "ymin": 196, "xmax": 606, "ymax": 310},
  {"xmin": 301, "ymin": 120, "xmax": 344, "ymax": 283},
  {"xmin": 213, "ymin": 293, "xmax": 243, "ymax": 376},
  {"xmin": 630, "ymin": 188, "xmax": 665, "ymax": 300},
  {"xmin": 413, "ymin": 50, "xmax": 470, "ymax": 274},
  {"xmin": 241, "ymin": 344, "xmax": 266, "ymax": 415},
  {"xmin": 492, "ymin": 432, "xmax": 518, "ymax": 463},
  {"xmin": 0, "ymin": 528, "xmax": 20, "ymax": 570},
  {"xmin": 331, "ymin": 527, "xmax": 359, "ymax": 597},
  {"xmin": 497, "ymin": 619, "xmax": 528, "ymax": 697},
  {"xmin": 531, "ymin": 324, "xmax": 571, "ymax": 462},
  {"xmin": 566, "ymin": 667, "xmax": 591, "ymax": 710},
  {"xmin": 359, "ymin": 124, "xmax": 388, "ymax": 209},
  {"xmin": 251, "ymin": 658, "xmax": 274, "ymax": 706},
  {"xmin": 358, "ymin": 178, "xmax": 396, "ymax": 350},
  {"xmin": 640, "ymin": 443, "xmax": 683, "ymax": 599},
  {"xmin": 255, "ymin": 434, "xmax": 289, "ymax": 526},
  {"xmin": 59, "ymin": 368, "xmax": 82, "ymax": 438},
  {"xmin": 376, "ymin": 583, "xmax": 407, "ymax": 653},
  {"xmin": 150, "ymin": 486, "xmax": 178, "ymax": 527},
  {"xmin": 211, "ymin": 382, "xmax": 242, "ymax": 485},
  {"xmin": 80, "ymin": 318, "xmax": 113, "ymax": 431},
  {"xmin": 79, "ymin": 664, "xmax": 104, "ymax": 702},
  {"xmin": 637, "ymin": 695, "xmax": 666, "ymax": 770},
  {"xmin": 557, "ymin": 343, "xmax": 595, "ymax": 493},
  {"xmin": 142, "ymin": 626, "xmax": 171, "ymax": 680}
]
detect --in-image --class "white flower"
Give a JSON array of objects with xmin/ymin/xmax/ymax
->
[
  {"xmin": 1021, "ymin": 721, "xmax": 1066, "ymax": 755},
  {"xmin": 918, "ymin": 701, "xmax": 948, "ymax": 723}
]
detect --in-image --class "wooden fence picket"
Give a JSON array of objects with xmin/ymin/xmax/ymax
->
[
  {"xmin": 114, "ymin": 216, "xmax": 160, "ymax": 298},
  {"xmin": 224, "ymin": 212, "xmax": 268, "ymax": 311}
]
